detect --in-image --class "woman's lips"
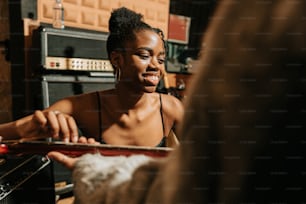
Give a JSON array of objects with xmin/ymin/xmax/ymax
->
[{"xmin": 143, "ymin": 74, "xmax": 160, "ymax": 86}]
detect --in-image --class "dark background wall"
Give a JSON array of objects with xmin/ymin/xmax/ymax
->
[
  {"xmin": 0, "ymin": 0, "xmax": 12, "ymax": 123},
  {"xmin": 170, "ymin": 0, "xmax": 218, "ymax": 58}
]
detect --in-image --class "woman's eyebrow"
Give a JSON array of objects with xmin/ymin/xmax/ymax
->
[
  {"xmin": 135, "ymin": 47, "xmax": 152, "ymax": 51},
  {"xmin": 136, "ymin": 47, "xmax": 166, "ymax": 55}
]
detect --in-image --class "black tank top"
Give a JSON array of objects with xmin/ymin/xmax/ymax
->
[{"xmin": 96, "ymin": 92, "xmax": 166, "ymax": 147}]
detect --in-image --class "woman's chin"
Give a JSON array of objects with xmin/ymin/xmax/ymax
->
[{"xmin": 143, "ymin": 86, "xmax": 157, "ymax": 93}]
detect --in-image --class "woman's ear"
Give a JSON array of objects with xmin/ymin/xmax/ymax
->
[
  {"xmin": 110, "ymin": 51, "xmax": 123, "ymax": 82},
  {"xmin": 110, "ymin": 51, "xmax": 121, "ymax": 68}
]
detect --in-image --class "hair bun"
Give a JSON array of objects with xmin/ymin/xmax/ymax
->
[{"xmin": 109, "ymin": 7, "xmax": 144, "ymax": 34}]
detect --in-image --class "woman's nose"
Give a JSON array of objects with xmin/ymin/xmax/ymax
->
[{"xmin": 149, "ymin": 57, "xmax": 160, "ymax": 69}]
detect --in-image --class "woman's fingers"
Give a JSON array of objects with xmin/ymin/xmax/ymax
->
[
  {"xmin": 54, "ymin": 111, "xmax": 79, "ymax": 142},
  {"xmin": 45, "ymin": 111, "xmax": 60, "ymax": 138},
  {"xmin": 87, "ymin": 138, "xmax": 99, "ymax": 144},
  {"xmin": 47, "ymin": 151, "xmax": 77, "ymax": 170},
  {"xmin": 66, "ymin": 116, "xmax": 79, "ymax": 143},
  {"xmin": 78, "ymin": 136, "xmax": 99, "ymax": 144},
  {"xmin": 78, "ymin": 136, "xmax": 88, "ymax": 143},
  {"xmin": 43, "ymin": 110, "xmax": 79, "ymax": 142},
  {"xmin": 32, "ymin": 110, "xmax": 48, "ymax": 127},
  {"xmin": 57, "ymin": 113, "xmax": 70, "ymax": 142},
  {"xmin": 17, "ymin": 110, "xmax": 80, "ymax": 142},
  {"xmin": 20, "ymin": 110, "xmax": 50, "ymax": 139}
]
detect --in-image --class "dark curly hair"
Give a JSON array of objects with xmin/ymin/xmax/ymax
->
[{"xmin": 106, "ymin": 7, "xmax": 166, "ymax": 57}]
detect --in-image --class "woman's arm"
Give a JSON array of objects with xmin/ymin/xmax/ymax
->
[
  {"xmin": 0, "ymin": 109, "xmax": 79, "ymax": 142},
  {"xmin": 0, "ymin": 120, "xmax": 23, "ymax": 140},
  {"xmin": 162, "ymin": 94, "xmax": 184, "ymax": 133}
]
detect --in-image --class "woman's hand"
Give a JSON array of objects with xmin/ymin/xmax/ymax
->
[
  {"xmin": 47, "ymin": 151, "xmax": 77, "ymax": 170},
  {"xmin": 16, "ymin": 110, "xmax": 79, "ymax": 142},
  {"xmin": 77, "ymin": 136, "xmax": 100, "ymax": 144}
]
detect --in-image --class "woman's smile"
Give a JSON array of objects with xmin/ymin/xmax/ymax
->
[{"xmin": 142, "ymin": 73, "xmax": 160, "ymax": 86}]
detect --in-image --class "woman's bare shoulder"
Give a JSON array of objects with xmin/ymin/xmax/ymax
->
[
  {"xmin": 159, "ymin": 93, "xmax": 184, "ymax": 120},
  {"xmin": 160, "ymin": 93, "xmax": 183, "ymax": 106}
]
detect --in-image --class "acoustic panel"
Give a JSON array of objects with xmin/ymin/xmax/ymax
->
[{"xmin": 37, "ymin": 0, "xmax": 170, "ymax": 38}]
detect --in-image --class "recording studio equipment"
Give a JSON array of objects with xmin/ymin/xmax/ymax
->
[
  {"xmin": 37, "ymin": 74, "xmax": 115, "ymax": 109},
  {"xmin": 31, "ymin": 26, "xmax": 113, "ymax": 73},
  {"xmin": 0, "ymin": 155, "xmax": 55, "ymax": 204},
  {"xmin": 29, "ymin": 26, "xmax": 116, "ymax": 110}
]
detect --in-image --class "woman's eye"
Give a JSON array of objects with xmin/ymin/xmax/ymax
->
[
  {"xmin": 141, "ymin": 55, "xmax": 150, "ymax": 59},
  {"xmin": 137, "ymin": 53, "xmax": 150, "ymax": 59},
  {"xmin": 158, "ymin": 58, "xmax": 165, "ymax": 64}
]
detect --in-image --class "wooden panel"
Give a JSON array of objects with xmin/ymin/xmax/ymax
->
[
  {"xmin": 0, "ymin": 0, "xmax": 12, "ymax": 123},
  {"xmin": 37, "ymin": 0, "xmax": 169, "ymax": 37}
]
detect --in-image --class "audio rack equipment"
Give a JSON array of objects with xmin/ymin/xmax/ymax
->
[{"xmin": 32, "ymin": 26, "xmax": 113, "ymax": 73}]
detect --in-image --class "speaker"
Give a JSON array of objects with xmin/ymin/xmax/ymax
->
[
  {"xmin": 30, "ymin": 74, "xmax": 115, "ymax": 110},
  {"xmin": 0, "ymin": 155, "xmax": 55, "ymax": 204}
]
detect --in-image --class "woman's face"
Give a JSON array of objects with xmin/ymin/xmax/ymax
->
[{"xmin": 118, "ymin": 29, "xmax": 166, "ymax": 93}]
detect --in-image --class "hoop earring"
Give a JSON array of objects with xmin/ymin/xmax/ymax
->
[{"xmin": 115, "ymin": 68, "xmax": 121, "ymax": 83}]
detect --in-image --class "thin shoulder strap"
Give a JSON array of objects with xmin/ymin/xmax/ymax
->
[
  {"xmin": 96, "ymin": 91, "xmax": 103, "ymax": 142},
  {"xmin": 159, "ymin": 93, "xmax": 166, "ymax": 135}
]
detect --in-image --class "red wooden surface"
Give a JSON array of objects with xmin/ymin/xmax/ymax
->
[{"xmin": 0, "ymin": 141, "xmax": 172, "ymax": 158}]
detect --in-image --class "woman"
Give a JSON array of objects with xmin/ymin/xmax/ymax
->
[{"xmin": 0, "ymin": 7, "xmax": 183, "ymax": 147}]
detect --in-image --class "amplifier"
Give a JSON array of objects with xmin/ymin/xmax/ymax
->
[
  {"xmin": 38, "ymin": 74, "xmax": 115, "ymax": 108},
  {"xmin": 32, "ymin": 26, "xmax": 113, "ymax": 72}
]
